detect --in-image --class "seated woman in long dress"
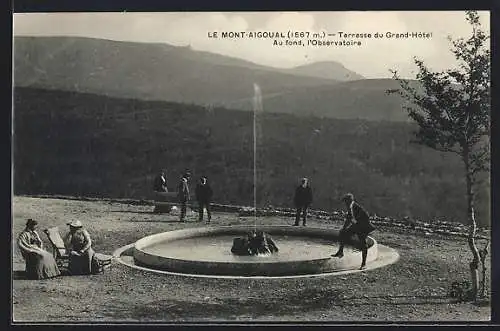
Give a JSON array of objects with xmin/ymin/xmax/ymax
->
[
  {"xmin": 17, "ymin": 219, "xmax": 61, "ymax": 280},
  {"xmin": 64, "ymin": 220, "xmax": 96, "ymax": 275}
]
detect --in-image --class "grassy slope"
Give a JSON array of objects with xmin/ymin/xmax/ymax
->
[
  {"xmin": 12, "ymin": 196, "xmax": 491, "ymax": 322},
  {"xmin": 13, "ymin": 87, "xmax": 490, "ymax": 226},
  {"xmin": 255, "ymin": 79, "xmax": 416, "ymax": 121}
]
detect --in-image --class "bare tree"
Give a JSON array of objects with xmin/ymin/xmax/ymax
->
[{"xmin": 388, "ymin": 11, "xmax": 490, "ymax": 300}]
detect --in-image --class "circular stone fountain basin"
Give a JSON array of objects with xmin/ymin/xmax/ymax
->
[{"xmin": 133, "ymin": 225, "xmax": 379, "ymax": 276}]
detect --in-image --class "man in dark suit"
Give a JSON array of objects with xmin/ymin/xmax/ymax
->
[
  {"xmin": 153, "ymin": 169, "xmax": 168, "ymax": 192},
  {"xmin": 332, "ymin": 193, "xmax": 376, "ymax": 270},
  {"xmin": 195, "ymin": 176, "xmax": 213, "ymax": 223},
  {"xmin": 293, "ymin": 177, "xmax": 313, "ymax": 226},
  {"xmin": 177, "ymin": 171, "xmax": 191, "ymax": 222}
]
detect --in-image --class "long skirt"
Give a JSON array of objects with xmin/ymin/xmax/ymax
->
[
  {"xmin": 69, "ymin": 248, "xmax": 95, "ymax": 275},
  {"xmin": 24, "ymin": 250, "xmax": 61, "ymax": 280}
]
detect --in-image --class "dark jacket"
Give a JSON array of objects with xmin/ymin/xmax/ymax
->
[
  {"xmin": 344, "ymin": 201, "xmax": 376, "ymax": 234},
  {"xmin": 294, "ymin": 185, "xmax": 313, "ymax": 207},
  {"xmin": 195, "ymin": 182, "xmax": 213, "ymax": 203},
  {"xmin": 177, "ymin": 178, "xmax": 190, "ymax": 201}
]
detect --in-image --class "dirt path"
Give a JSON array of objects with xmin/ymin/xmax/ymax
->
[{"xmin": 12, "ymin": 196, "xmax": 491, "ymax": 322}]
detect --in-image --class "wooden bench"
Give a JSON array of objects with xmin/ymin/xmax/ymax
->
[
  {"xmin": 44, "ymin": 227, "xmax": 113, "ymax": 273},
  {"xmin": 43, "ymin": 227, "xmax": 69, "ymax": 269}
]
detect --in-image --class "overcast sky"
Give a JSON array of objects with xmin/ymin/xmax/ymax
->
[{"xmin": 13, "ymin": 11, "xmax": 490, "ymax": 79}]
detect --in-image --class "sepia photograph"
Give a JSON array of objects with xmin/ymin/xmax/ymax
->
[{"xmin": 11, "ymin": 10, "xmax": 491, "ymax": 323}]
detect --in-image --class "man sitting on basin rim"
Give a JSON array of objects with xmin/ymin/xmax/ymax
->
[{"xmin": 332, "ymin": 193, "xmax": 376, "ymax": 270}]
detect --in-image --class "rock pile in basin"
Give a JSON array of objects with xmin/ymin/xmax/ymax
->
[{"xmin": 231, "ymin": 230, "xmax": 279, "ymax": 256}]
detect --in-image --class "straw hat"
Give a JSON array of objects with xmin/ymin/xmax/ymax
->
[{"xmin": 67, "ymin": 220, "xmax": 83, "ymax": 228}]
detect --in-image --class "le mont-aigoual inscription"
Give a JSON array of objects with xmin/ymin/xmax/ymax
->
[{"xmin": 207, "ymin": 30, "xmax": 433, "ymax": 47}]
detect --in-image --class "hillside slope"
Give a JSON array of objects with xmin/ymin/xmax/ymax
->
[
  {"xmin": 13, "ymin": 36, "xmax": 339, "ymax": 107},
  {"xmin": 227, "ymin": 79, "xmax": 416, "ymax": 122},
  {"xmin": 13, "ymin": 36, "xmax": 413, "ymax": 121}
]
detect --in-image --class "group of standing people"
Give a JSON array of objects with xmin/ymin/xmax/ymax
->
[
  {"xmin": 154, "ymin": 169, "xmax": 213, "ymax": 223},
  {"xmin": 17, "ymin": 219, "xmax": 99, "ymax": 280}
]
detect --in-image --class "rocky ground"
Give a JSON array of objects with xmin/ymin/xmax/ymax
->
[{"xmin": 12, "ymin": 196, "xmax": 491, "ymax": 322}]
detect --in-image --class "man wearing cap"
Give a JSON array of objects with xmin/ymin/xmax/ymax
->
[
  {"xmin": 332, "ymin": 193, "xmax": 376, "ymax": 270},
  {"xmin": 64, "ymin": 220, "xmax": 96, "ymax": 275},
  {"xmin": 293, "ymin": 177, "xmax": 313, "ymax": 226},
  {"xmin": 177, "ymin": 171, "xmax": 191, "ymax": 222}
]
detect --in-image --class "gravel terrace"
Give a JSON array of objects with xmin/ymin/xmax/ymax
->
[{"xmin": 12, "ymin": 196, "xmax": 491, "ymax": 322}]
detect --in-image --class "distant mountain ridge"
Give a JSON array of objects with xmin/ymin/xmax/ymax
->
[
  {"xmin": 13, "ymin": 36, "xmax": 341, "ymax": 101},
  {"xmin": 14, "ymin": 36, "xmax": 410, "ymax": 121},
  {"xmin": 282, "ymin": 61, "xmax": 365, "ymax": 81}
]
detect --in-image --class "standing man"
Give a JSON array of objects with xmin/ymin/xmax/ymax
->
[
  {"xmin": 332, "ymin": 193, "xmax": 376, "ymax": 270},
  {"xmin": 195, "ymin": 176, "xmax": 213, "ymax": 223},
  {"xmin": 293, "ymin": 177, "xmax": 313, "ymax": 226},
  {"xmin": 153, "ymin": 169, "xmax": 168, "ymax": 192},
  {"xmin": 152, "ymin": 169, "xmax": 172, "ymax": 214},
  {"xmin": 177, "ymin": 171, "xmax": 191, "ymax": 222}
]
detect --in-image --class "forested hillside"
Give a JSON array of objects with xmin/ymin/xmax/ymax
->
[{"xmin": 13, "ymin": 87, "xmax": 490, "ymax": 226}]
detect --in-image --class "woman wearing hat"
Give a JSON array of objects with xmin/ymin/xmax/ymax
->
[
  {"xmin": 17, "ymin": 219, "xmax": 61, "ymax": 279},
  {"xmin": 64, "ymin": 220, "xmax": 95, "ymax": 275}
]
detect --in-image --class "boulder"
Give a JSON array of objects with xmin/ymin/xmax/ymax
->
[{"xmin": 231, "ymin": 231, "xmax": 279, "ymax": 256}]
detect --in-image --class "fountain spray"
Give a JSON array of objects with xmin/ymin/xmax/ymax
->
[{"xmin": 252, "ymin": 83, "xmax": 263, "ymax": 231}]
